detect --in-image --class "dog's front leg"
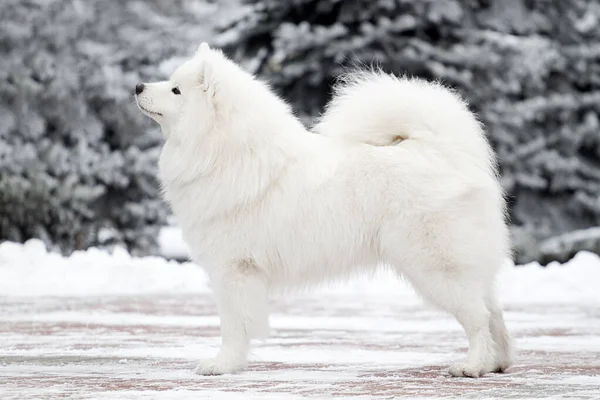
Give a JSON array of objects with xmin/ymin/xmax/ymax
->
[{"xmin": 196, "ymin": 259, "xmax": 269, "ymax": 375}]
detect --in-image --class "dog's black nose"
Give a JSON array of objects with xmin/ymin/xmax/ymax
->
[{"xmin": 135, "ymin": 83, "xmax": 145, "ymax": 95}]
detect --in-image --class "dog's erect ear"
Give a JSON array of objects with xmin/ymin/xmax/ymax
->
[
  {"xmin": 198, "ymin": 58, "xmax": 214, "ymax": 92},
  {"xmin": 199, "ymin": 60, "xmax": 213, "ymax": 92},
  {"xmin": 194, "ymin": 42, "xmax": 214, "ymax": 92},
  {"xmin": 196, "ymin": 42, "xmax": 210, "ymax": 56}
]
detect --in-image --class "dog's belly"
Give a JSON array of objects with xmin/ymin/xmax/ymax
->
[{"xmin": 251, "ymin": 215, "xmax": 383, "ymax": 287}]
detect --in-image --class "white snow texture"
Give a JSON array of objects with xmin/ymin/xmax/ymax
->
[{"xmin": 1, "ymin": 234, "xmax": 599, "ymax": 399}]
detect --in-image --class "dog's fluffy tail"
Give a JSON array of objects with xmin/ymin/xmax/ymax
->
[{"xmin": 314, "ymin": 70, "xmax": 496, "ymax": 170}]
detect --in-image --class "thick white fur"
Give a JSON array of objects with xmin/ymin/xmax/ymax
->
[{"xmin": 136, "ymin": 43, "xmax": 514, "ymax": 378}]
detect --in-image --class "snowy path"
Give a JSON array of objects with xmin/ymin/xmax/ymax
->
[{"xmin": 1, "ymin": 240, "xmax": 600, "ymax": 399}]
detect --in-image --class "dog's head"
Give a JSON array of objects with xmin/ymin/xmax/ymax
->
[{"xmin": 135, "ymin": 42, "xmax": 238, "ymax": 136}]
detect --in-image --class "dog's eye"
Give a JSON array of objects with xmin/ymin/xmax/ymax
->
[{"xmin": 171, "ymin": 87, "xmax": 181, "ymax": 95}]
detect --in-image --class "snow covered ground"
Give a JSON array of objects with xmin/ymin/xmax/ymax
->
[{"xmin": 1, "ymin": 238, "xmax": 600, "ymax": 399}]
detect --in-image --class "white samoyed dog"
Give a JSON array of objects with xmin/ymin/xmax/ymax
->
[{"xmin": 136, "ymin": 43, "xmax": 514, "ymax": 378}]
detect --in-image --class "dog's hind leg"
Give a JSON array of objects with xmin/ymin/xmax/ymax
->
[
  {"xmin": 485, "ymin": 289, "xmax": 514, "ymax": 372},
  {"xmin": 400, "ymin": 267, "xmax": 497, "ymax": 378},
  {"xmin": 196, "ymin": 259, "xmax": 269, "ymax": 375}
]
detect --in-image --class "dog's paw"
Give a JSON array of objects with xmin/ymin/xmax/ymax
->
[
  {"xmin": 195, "ymin": 356, "xmax": 247, "ymax": 376},
  {"xmin": 448, "ymin": 362, "xmax": 486, "ymax": 378},
  {"xmin": 491, "ymin": 358, "xmax": 512, "ymax": 373},
  {"xmin": 491, "ymin": 349, "xmax": 514, "ymax": 373}
]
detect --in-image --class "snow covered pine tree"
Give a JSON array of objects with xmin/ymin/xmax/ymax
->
[{"xmin": 0, "ymin": 0, "xmax": 216, "ymax": 255}]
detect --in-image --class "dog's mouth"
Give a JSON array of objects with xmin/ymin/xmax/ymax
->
[{"xmin": 136, "ymin": 100, "xmax": 163, "ymax": 117}]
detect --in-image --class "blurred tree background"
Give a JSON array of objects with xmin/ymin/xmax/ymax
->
[
  {"xmin": 0, "ymin": 0, "xmax": 224, "ymax": 255},
  {"xmin": 1, "ymin": 0, "xmax": 599, "ymax": 264}
]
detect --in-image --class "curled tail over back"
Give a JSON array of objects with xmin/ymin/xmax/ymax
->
[{"xmin": 314, "ymin": 70, "xmax": 497, "ymax": 172}]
